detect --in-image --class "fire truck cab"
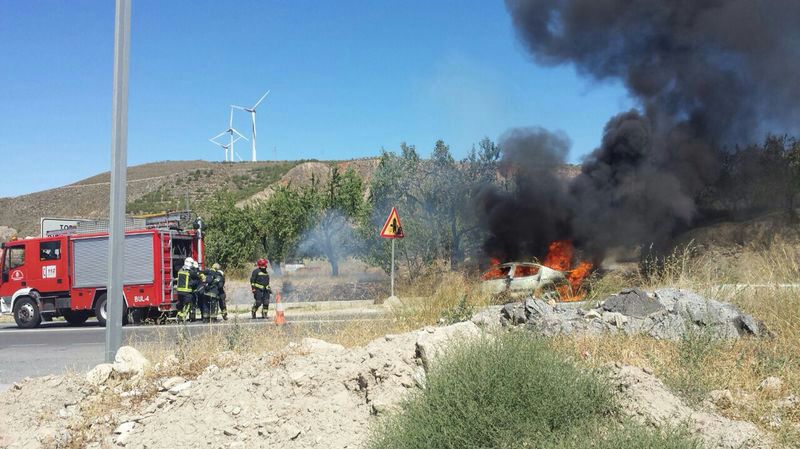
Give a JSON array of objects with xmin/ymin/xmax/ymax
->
[{"xmin": 0, "ymin": 214, "xmax": 203, "ymax": 329}]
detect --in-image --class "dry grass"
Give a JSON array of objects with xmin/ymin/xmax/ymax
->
[
  {"xmin": 394, "ymin": 271, "xmax": 496, "ymax": 329},
  {"xmin": 551, "ymin": 240, "xmax": 800, "ymax": 446}
]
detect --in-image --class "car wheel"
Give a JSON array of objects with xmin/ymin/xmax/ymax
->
[{"xmin": 13, "ymin": 297, "xmax": 42, "ymax": 329}]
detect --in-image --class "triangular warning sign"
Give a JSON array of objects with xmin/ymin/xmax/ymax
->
[{"xmin": 380, "ymin": 207, "xmax": 404, "ymax": 239}]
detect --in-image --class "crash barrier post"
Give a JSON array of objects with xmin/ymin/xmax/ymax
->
[{"xmin": 275, "ymin": 293, "xmax": 286, "ymax": 326}]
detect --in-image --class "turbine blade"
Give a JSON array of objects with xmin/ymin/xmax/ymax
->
[
  {"xmin": 231, "ymin": 105, "xmax": 248, "ymax": 111},
  {"xmin": 229, "ymin": 107, "xmax": 234, "ymax": 128},
  {"xmin": 210, "ymin": 131, "xmax": 227, "ymax": 142},
  {"xmin": 252, "ymin": 90, "xmax": 270, "ymax": 109},
  {"xmin": 232, "ymin": 128, "xmax": 248, "ymax": 140}
]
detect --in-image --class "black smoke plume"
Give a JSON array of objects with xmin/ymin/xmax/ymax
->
[{"xmin": 482, "ymin": 0, "xmax": 800, "ymax": 261}]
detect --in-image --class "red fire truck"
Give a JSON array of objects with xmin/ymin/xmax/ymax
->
[{"xmin": 0, "ymin": 213, "xmax": 204, "ymax": 329}]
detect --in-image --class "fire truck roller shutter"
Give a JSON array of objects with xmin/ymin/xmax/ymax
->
[{"xmin": 72, "ymin": 234, "xmax": 154, "ymax": 288}]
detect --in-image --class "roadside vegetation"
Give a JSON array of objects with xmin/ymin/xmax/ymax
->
[{"xmin": 370, "ymin": 332, "xmax": 700, "ymax": 449}]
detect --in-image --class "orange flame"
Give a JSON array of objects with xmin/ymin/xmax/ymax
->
[
  {"xmin": 482, "ymin": 257, "xmax": 506, "ymax": 280},
  {"xmin": 543, "ymin": 240, "xmax": 593, "ymax": 302}
]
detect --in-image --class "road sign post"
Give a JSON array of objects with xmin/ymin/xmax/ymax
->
[
  {"xmin": 106, "ymin": 0, "xmax": 132, "ymax": 363},
  {"xmin": 379, "ymin": 207, "xmax": 404, "ymax": 299}
]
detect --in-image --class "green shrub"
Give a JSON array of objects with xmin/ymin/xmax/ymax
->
[{"xmin": 370, "ymin": 332, "xmax": 702, "ymax": 449}]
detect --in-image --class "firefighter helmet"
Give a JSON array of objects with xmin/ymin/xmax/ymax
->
[
  {"xmin": 212, "ymin": 263, "xmax": 221, "ymax": 270},
  {"xmin": 257, "ymin": 258, "xmax": 268, "ymax": 268},
  {"xmin": 183, "ymin": 257, "xmax": 195, "ymax": 269}
]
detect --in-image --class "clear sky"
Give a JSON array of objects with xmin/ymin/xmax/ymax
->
[{"xmin": 0, "ymin": 0, "xmax": 632, "ymax": 197}]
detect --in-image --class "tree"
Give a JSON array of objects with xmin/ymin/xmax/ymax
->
[
  {"xmin": 363, "ymin": 138, "xmax": 501, "ymax": 277},
  {"xmin": 202, "ymin": 192, "xmax": 257, "ymax": 269},
  {"xmin": 249, "ymin": 185, "xmax": 313, "ymax": 274},
  {"xmin": 299, "ymin": 168, "xmax": 367, "ymax": 276}
]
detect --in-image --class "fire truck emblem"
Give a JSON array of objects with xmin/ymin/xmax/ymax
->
[{"xmin": 10, "ymin": 270, "xmax": 24, "ymax": 281}]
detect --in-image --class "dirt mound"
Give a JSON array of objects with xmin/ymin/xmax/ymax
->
[
  {"xmin": 0, "ymin": 322, "xmax": 774, "ymax": 449},
  {"xmin": 609, "ymin": 363, "xmax": 771, "ymax": 448}
]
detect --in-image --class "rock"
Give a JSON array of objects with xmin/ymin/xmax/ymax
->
[
  {"xmin": 213, "ymin": 351, "xmax": 239, "ymax": 367},
  {"xmin": 583, "ymin": 309, "xmax": 601, "ymax": 320},
  {"xmin": 301, "ymin": 338, "xmax": 346, "ymax": 354},
  {"xmin": 707, "ymin": 389, "xmax": 734, "ymax": 409},
  {"xmin": 282, "ymin": 423, "xmax": 302, "ymax": 441},
  {"xmin": 601, "ymin": 311, "xmax": 628, "ymax": 326},
  {"xmin": 602, "ymin": 288, "xmax": 665, "ymax": 318},
  {"xmin": 524, "ymin": 298, "xmax": 554, "ymax": 321},
  {"xmin": 775, "ymin": 394, "xmax": 798, "ymax": 410},
  {"xmin": 758, "ymin": 377, "xmax": 783, "ymax": 393},
  {"xmin": 113, "ymin": 346, "xmax": 150, "ymax": 378},
  {"xmin": 168, "ymin": 381, "xmax": 193, "ymax": 395},
  {"xmin": 86, "ymin": 363, "xmax": 114, "ymax": 386},
  {"xmin": 114, "ymin": 421, "xmax": 136, "ymax": 435},
  {"xmin": 500, "ymin": 302, "xmax": 527, "ymax": 325},
  {"xmin": 114, "ymin": 421, "xmax": 136, "ymax": 445},
  {"xmin": 416, "ymin": 321, "xmax": 480, "ymax": 371},
  {"xmin": 471, "ymin": 305, "xmax": 503, "ymax": 328},
  {"xmin": 289, "ymin": 371, "xmax": 306, "ymax": 386},
  {"xmin": 160, "ymin": 376, "xmax": 186, "ymax": 391}
]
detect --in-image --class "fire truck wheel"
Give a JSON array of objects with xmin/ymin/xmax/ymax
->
[
  {"xmin": 13, "ymin": 297, "xmax": 42, "ymax": 329},
  {"xmin": 94, "ymin": 294, "xmax": 129, "ymax": 327},
  {"xmin": 63, "ymin": 310, "xmax": 90, "ymax": 326}
]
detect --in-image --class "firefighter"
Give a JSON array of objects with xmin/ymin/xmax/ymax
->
[
  {"xmin": 175, "ymin": 257, "xmax": 200, "ymax": 322},
  {"xmin": 202, "ymin": 263, "xmax": 226, "ymax": 322},
  {"xmin": 192, "ymin": 260, "xmax": 208, "ymax": 322},
  {"xmin": 250, "ymin": 258, "xmax": 271, "ymax": 319},
  {"xmin": 211, "ymin": 263, "xmax": 228, "ymax": 320}
]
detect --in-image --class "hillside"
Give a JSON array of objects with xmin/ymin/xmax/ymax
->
[{"xmin": 0, "ymin": 159, "xmax": 380, "ymax": 237}]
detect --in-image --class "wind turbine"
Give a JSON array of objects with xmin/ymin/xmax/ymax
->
[
  {"xmin": 209, "ymin": 135, "xmax": 242, "ymax": 162},
  {"xmin": 232, "ymin": 90, "xmax": 270, "ymax": 162},
  {"xmin": 210, "ymin": 107, "xmax": 247, "ymax": 162}
]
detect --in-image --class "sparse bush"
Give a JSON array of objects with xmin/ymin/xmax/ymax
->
[
  {"xmin": 440, "ymin": 294, "xmax": 474, "ymax": 324},
  {"xmin": 370, "ymin": 332, "xmax": 701, "ymax": 449},
  {"xmin": 666, "ymin": 327, "xmax": 724, "ymax": 404}
]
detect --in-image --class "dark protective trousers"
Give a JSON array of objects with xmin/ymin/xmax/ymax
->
[
  {"xmin": 176, "ymin": 292, "xmax": 194, "ymax": 321},
  {"xmin": 218, "ymin": 292, "xmax": 227, "ymax": 318},
  {"xmin": 252, "ymin": 289, "xmax": 270, "ymax": 318}
]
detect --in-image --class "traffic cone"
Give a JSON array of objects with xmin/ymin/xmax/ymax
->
[{"xmin": 274, "ymin": 293, "xmax": 286, "ymax": 326}]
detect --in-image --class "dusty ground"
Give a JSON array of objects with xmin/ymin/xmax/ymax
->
[{"xmin": 0, "ymin": 320, "xmax": 774, "ymax": 449}]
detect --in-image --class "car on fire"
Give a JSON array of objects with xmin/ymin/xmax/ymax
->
[{"xmin": 481, "ymin": 262, "xmax": 567, "ymax": 298}]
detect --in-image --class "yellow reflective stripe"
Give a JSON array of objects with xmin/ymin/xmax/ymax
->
[
  {"xmin": 176, "ymin": 271, "xmax": 192, "ymax": 292},
  {"xmin": 251, "ymin": 283, "xmax": 268, "ymax": 289}
]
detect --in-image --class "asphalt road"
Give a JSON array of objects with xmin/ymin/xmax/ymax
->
[{"xmin": 0, "ymin": 314, "xmax": 387, "ymax": 390}]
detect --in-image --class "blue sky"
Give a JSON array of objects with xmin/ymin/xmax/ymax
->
[{"xmin": 0, "ymin": 1, "xmax": 632, "ymax": 197}]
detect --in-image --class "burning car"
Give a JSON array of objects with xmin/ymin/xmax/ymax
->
[
  {"xmin": 481, "ymin": 262, "xmax": 566, "ymax": 298},
  {"xmin": 481, "ymin": 240, "xmax": 594, "ymax": 301}
]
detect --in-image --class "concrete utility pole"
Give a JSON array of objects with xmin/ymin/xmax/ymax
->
[{"xmin": 106, "ymin": 0, "xmax": 132, "ymax": 362}]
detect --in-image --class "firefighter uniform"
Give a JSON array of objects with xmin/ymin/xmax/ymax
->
[
  {"xmin": 211, "ymin": 264, "xmax": 227, "ymax": 320},
  {"xmin": 203, "ymin": 266, "xmax": 226, "ymax": 321},
  {"xmin": 176, "ymin": 264, "xmax": 201, "ymax": 322},
  {"xmin": 250, "ymin": 265, "xmax": 271, "ymax": 319}
]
